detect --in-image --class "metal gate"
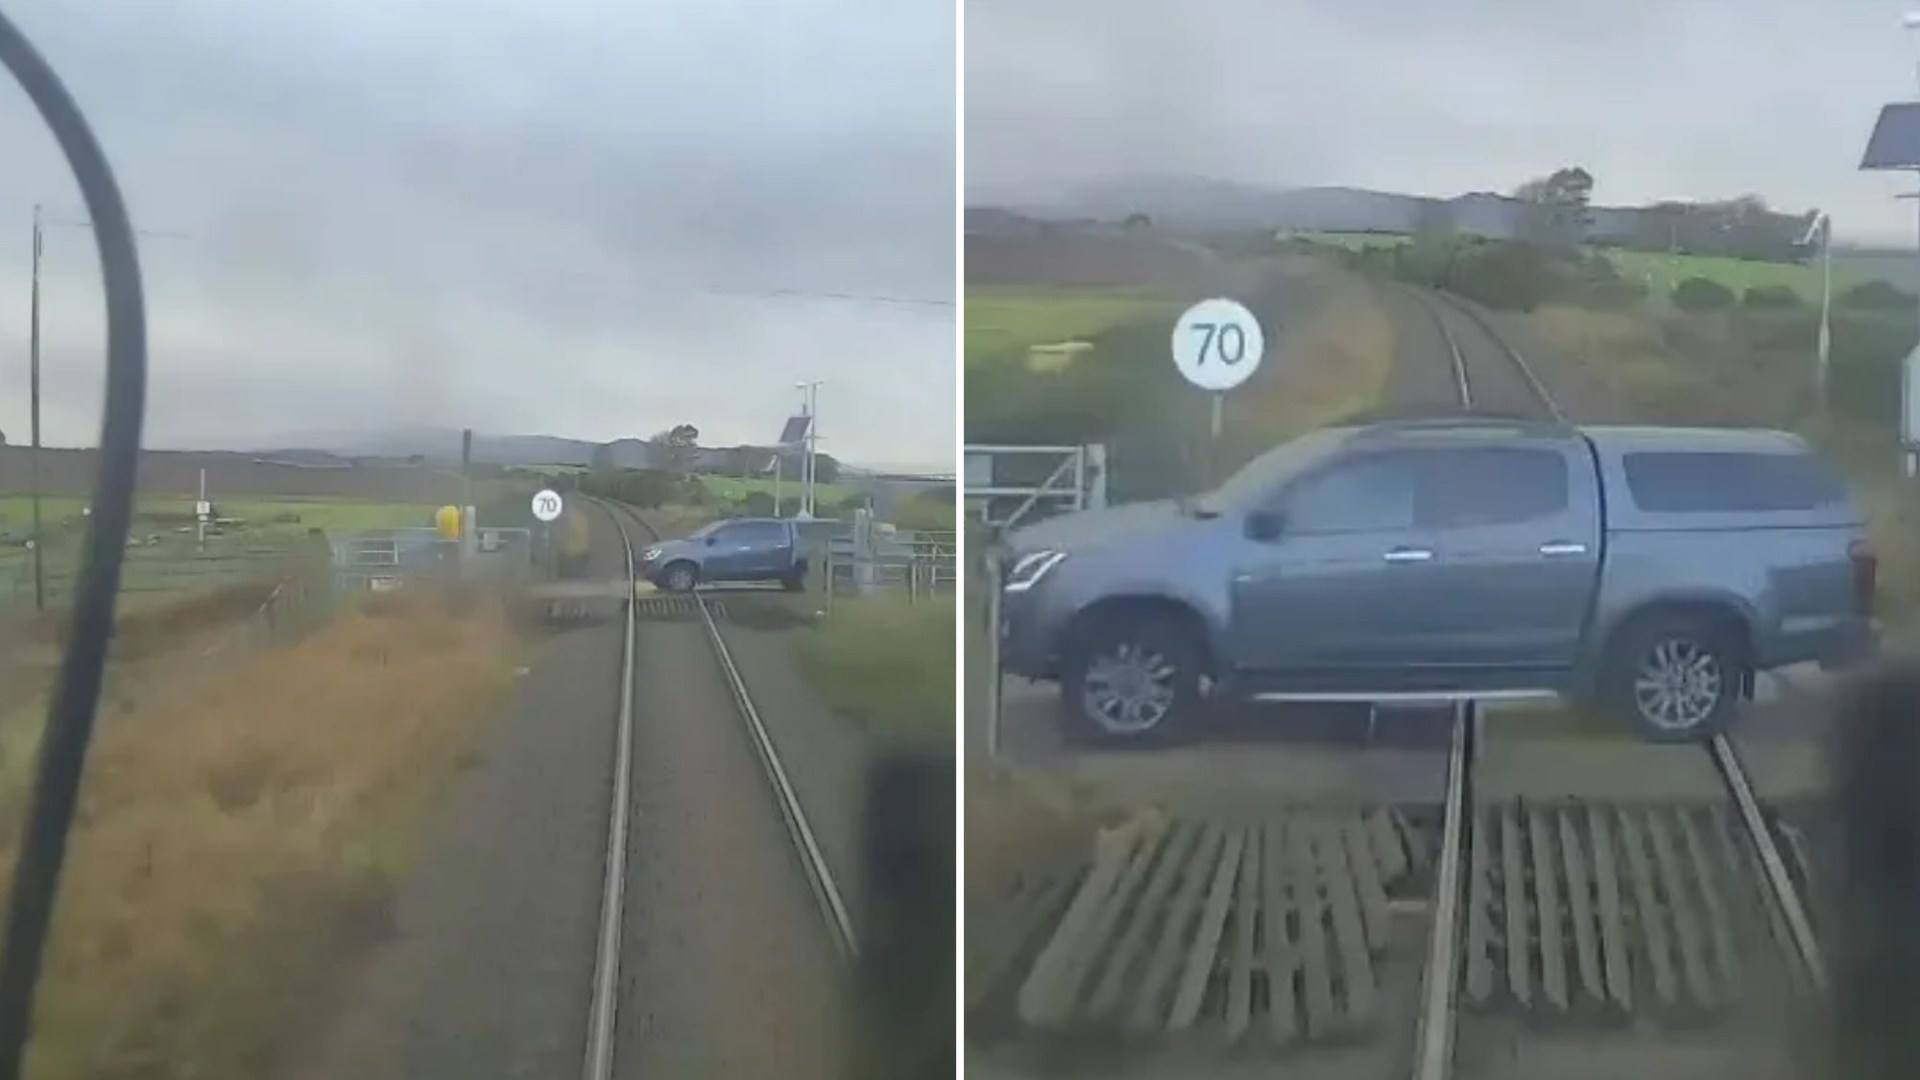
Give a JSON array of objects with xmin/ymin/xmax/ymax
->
[{"xmin": 963, "ymin": 443, "xmax": 1108, "ymax": 529}]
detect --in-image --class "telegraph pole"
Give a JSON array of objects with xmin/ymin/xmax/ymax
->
[
  {"xmin": 25, "ymin": 206, "xmax": 188, "ymax": 608},
  {"xmin": 28, "ymin": 206, "xmax": 43, "ymax": 611},
  {"xmin": 795, "ymin": 379, "xmax": 822, "ymax": 516}
]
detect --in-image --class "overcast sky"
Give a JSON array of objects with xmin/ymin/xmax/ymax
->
[
  {"xmin": 0, "ymin": 0, "xmax": 954, "ymax": 469},
  {"xmin": 969, "ymin": 0, "xmax": 1920, "ymax": 246}
]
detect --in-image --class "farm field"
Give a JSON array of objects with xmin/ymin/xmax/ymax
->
[
  {"xmin": 1603, "ymin": 248, "xmax": 1850, "ymax": 300},
  {"xmin": 965, "ymin": 285, "xmax": 1180, "ymax": 366},
  {"xmin": 694, "ymin": 473, "xmax": 855, "ymax": 505},
  {"xmin": 0, "ymin": 495, "xmax": 437, "ymax": 613},
  {"xmin": 1291, "ymin": 230, "xmax": 1412, "ymax": 250}
]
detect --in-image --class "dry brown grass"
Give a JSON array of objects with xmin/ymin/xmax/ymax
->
[
  {"xmin": 1, "ymin": 586, "xmax": 519, "ymax": 1080},
  {"xmin": 1531, "ymin": 305, "xmax": 1809, "ymax": 428},
  {"xmin": 28, "ymin": 583, "xmax": 282, "ymax": 657},
  {"xmin": 964, "ymin": 765, "xmax": 1120, "ymax": 909},
  {"xmin": 1224, "ymin": 275, "xmax": 1396, "ymax": 457}
]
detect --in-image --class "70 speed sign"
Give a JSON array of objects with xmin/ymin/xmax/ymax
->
[{"xmin": 1170, "ymin": 298, "xmax": 1267, "ymax": 392}]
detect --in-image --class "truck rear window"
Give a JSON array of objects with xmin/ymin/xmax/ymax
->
[{"xmin": 1621, "ymin": 451, "xmax": 1844, "ymax": 512}]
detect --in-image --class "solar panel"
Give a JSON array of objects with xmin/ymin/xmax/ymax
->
[
  {"xmin": 777, "ymin": 414, "xmax": 812, "ymax": 445},
  {"xmin": 1861, "ymin": 103, "xmax": 1920, "ymax": 170}
]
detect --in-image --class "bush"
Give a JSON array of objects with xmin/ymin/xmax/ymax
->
[
  {"xmin": 1446, "ymin": 242, "xmax": 1555, "ymax": 311},
  {"xmin": 615, "ymin": 469, "xmax": 679, "ymax": 508},
  {"xmin": 1828, "ymin": 311, "xmax": 1916, "ymax": 429},
  {"xmin": 1840, "ymin": 280, "xmax": 1915, "ymax": 311},
  {"xmin": 893, "ymin": 491, "xmax": 956, "ymax": 532},
  {"xmin": 1567, "ymin": 277, "xmax": 1648, "ymax": 310},
  {"xmin": 1672, "ymin": 276, "xmax": 1736, "ymax": 312},
  {"xmin": 741, "ymin": 491, "xmax": 776, "ymax": 517},
  {"xmin": 1390, "ymin": 237, "xmax": 1466, "ymax": 289},
  {"xmin": 576, "ymin": 467, "xmax": 685, "ymax": 509},
  {"xmin": 1742, "ymin": 284, "xmax": 1802, "ymax": 309}
]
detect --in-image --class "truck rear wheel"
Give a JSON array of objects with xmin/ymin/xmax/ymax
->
[
  {"xmin": 1058, "ymin": 614, "xmax": 1205, "ymax": 746},
  {"xmin": 1602, "ymin": 613, "xmax": 1743, "ymax": 743}
]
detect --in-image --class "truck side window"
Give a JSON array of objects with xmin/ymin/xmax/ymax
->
[
  {"xmin": 1621, "ymin": 451, "xmax": 1843, "ymax": 512},
  {"xmin": 755, "ymin": 523, "xmax": 791, "ymax": 547},
  {"xmin": 1417, "ymin": 447, "xmax": 1569, "ymax": 528},
  {"xmin": 1281, "ymin": 453, "xmax": 1418, "ymax": 534},
  {"xmin": 724, "ymin": 523, "xmax": 784, "ymax": 546}
]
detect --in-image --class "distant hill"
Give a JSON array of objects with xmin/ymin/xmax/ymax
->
[
  {"xmin": 249, "ymin": 427, "xmax": 601, "ymax": 467},
  {"xmin": 968, "ymin": 174, "xmax": 1786, "ymax": 249},
  {"xmin": 218, "ymin": 427, "xmax": 905, "ymax": 477}
]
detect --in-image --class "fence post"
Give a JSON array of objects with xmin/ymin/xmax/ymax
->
[
  {"xmin": 984, "ymin": 547, "xmax": 1003, "ymax": 764},
  {"xmin": 823, "ymin": 546, "xmax": 835, "ymax": 618}
]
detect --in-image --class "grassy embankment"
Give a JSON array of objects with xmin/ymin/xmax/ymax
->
[
  {"xmin": 960, "ymin": 270, "xmax": 1399, "ymax": 902},
  {"xmin": 0, "ymin": 587, "xmax": 519, "ymax": 1079},
  {"xmin": 794, "ymin": 593, "xmax": 955, "ymax": 746}
]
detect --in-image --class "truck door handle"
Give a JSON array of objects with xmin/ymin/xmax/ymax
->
[
  {"xmin": 1383, "ymin": 547, "xmax": 1433, "ymax": 564},
  {"xmin": 1539, "ymin": 542, "xmax": 1588, "ymax": 556}
]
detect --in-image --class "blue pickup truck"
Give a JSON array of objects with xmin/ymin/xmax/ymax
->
[
  {"xmin": 999, "ymin": 417, "xmax": 1877, "ymax": 744},
  {"xmin": 638, "ymin": 517, "xmax": 807, "ymax": 593}
]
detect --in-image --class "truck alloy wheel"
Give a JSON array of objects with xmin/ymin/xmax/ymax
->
[
  {"xmin": 1060, "ymin": 615, "xmax": 1204, "ymax": 745},
  {"xmin": 1604, "ymin": 614, "xmax": 1741, "ymax": 742},
  {"xmin": 1632, "ymin": 638, "xmax": 1724, "ymax": 734},
  {"xmin": 1081, "ymin": 643, "xmax": 1179, "ymax": 735}
]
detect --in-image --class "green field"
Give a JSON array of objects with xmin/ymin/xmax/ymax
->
[
  {"xmin": 1291, "ymin": 231, "xmax": 1412, "ymax": 250},
  {"xmin": 1602, "ymin": 249, "xmax": 1855, "ymax": 301},
  {"xmin": 0, "ymin": 496, "xmax": 437, "ymax": 612},
  {"xmin": 694, "ymin": 474, "xmax": 854, "ymax": 505},
  {"xmin": 965, "ymin": 286, "xmax": 1180, "ymax": 366}
]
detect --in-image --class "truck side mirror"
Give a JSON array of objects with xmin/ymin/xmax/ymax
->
[
  {"xmin": 704, "ymin": 536, "xmax": 718, "ymax": 546},
  {"xmin": 1246, "ymin": 510, "xmax": 1284, "ymax": 542}
]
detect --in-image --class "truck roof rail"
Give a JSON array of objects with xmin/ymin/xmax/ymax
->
[{"xmin": 1347, "ymin": 412, "xmax": 1575, "ymax": 438}]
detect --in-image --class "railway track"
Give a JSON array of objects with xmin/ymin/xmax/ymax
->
[
  {"xmin": 964, "ymin": 291, "xmax": 1831, "ymax": 1080},
  {"xmin": 580, "ymin": 498, "xmax": 857, "ymax": 1080},
  {"xmin": 1408, "ymin": 289, "xmax": 1826, "ymax": 1078}
]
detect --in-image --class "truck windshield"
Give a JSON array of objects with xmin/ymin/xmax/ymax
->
[
  {"xmin": 1193, "ymin": 427, "xmax": 1352, "ymax": 516},
  {"xmin": 685, "ymin": 522, "xmax": 722, "ymax": 541}
]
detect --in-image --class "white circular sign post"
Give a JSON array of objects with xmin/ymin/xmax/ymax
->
[
  {"xmin": 1171, "ymin": 297, "xmax": 1266, "ymax": 392},
  {"xmin": 1170, "ymin": 298, "xmax": 1268, "ymax": 483},
  {"xmin": 530, "ymin": 488, "xmax": 564, "ymax": 523}
]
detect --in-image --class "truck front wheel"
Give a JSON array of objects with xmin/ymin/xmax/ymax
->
[
  {"xmin": 661, "ymin": 561, "xmax": 699, "ymax": 594},
  {"xmin": 1058, "ymin": 614, "xmax": 1205, "ymax": 746},
  {"xmin": 1601, "ymin": 613, "xmax": 1745, "ymax": 743}
]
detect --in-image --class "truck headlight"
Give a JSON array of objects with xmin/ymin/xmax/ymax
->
[{"xmin": 1004, "ymin": 550, "xmax": 1067, "ymax": 593}]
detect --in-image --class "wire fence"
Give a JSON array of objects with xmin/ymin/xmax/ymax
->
[
  {"xmin": 822, "ymin": 527, "xmax": 957, "ymax": 612},
  {"xmin": 187, "ymin": 564, "xmax": 333, "ymax": 667},
  {"xmin": 4, "ymin": 532, "xmax": 300, "ymax": 612}
]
